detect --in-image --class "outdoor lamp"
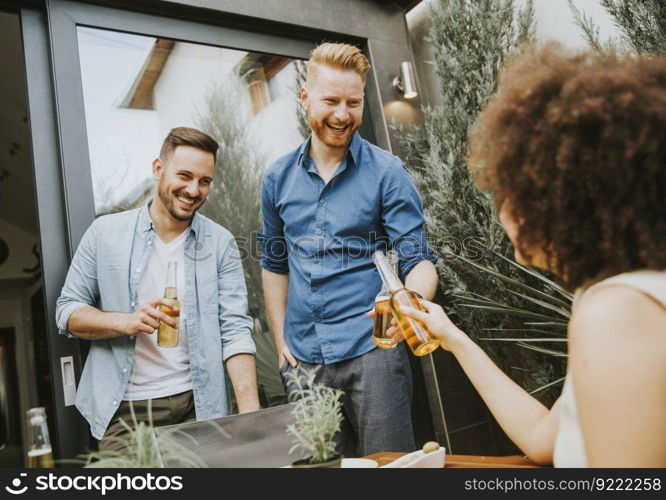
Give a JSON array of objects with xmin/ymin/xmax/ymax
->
[{"xmin": 393, "ymin": 61, "xmax": 418, "ymax": 99}]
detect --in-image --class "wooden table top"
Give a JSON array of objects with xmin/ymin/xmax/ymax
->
[{"xmin": 364, "ymin": 451, "xmax": 540, "ymax": 468}]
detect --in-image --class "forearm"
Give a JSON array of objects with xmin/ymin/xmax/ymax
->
[
  {"xmin": 67, "ymin": 306, "xmax": 129, "ymax": 340},
  {"xmin": 262, "ymin": 268, "xmax": 289, "ymax": 347},
  {"xmin": 450, "ymin": 335, "xmax": 553, "ymax": 462},
  {"xmin": 225, "ymin": 353, "xmax": 260, "ymax": 413},
  {"xmin": 405, "ymin": 260, "xmax": 438, "ymax": 300}
]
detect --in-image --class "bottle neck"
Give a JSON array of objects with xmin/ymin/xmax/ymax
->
[
  {"xmin": 372, "ymin": 251, "xmax": 403, "ymax": 292},
  {"xmin": 165, "ymin": 261, "xmax": 178, "ymax": 290}
]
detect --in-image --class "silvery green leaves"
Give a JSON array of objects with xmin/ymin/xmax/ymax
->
[{"xmin": 284, "ymin": 366, "xmax": 344, "ymax": 465}]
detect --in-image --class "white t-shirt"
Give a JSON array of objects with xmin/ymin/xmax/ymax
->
[{"xmin": 123, "ymin": 229, "xmax": 192, "ymax": 401}]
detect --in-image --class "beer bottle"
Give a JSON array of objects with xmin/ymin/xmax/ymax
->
[
  {"xmin": 157, "ymin": 260, "xmax": 180, "ymax": 347},
  {"xmin": 372, "ymin": 250, "xmax": 399, "ymax": 349},
  {"xmin": 372, "ymin": 251, "xmax": 440, "ymax": 356},
  {"xmin": 26, "ymin": 407, "xmax": 54, "ymax": 468}
]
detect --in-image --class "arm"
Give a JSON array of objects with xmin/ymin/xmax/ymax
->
[
  {"xmin": 56, "ymin": 219, "xmax": 176, "ymax": 340},
  {"xmin": 570, "ymin": 286, "xmax": 666, "ymax": 467},
  {"xmin": 402, "ymin": 301, "xmax": 560, "ymax": 465},
  {"xmin": 258, "ymin": 170, "xmax": 296, "ymax": 368},
  {"xmin": 405, "ymin": 260, "xmax": 438, "ymax": 300},
  {"xmin": 68, "ymin": 300, "xmax": 177, "ymax": 340},
  {"xmin": 380, "ymin": 162, "xmax": 438, "ymax": 292},
  {"xmin": 217, "ymin": 237, "xmax": 259, "ymax": 411},
  {"xmin": 262, "ymin": 269, "xmax": 297, "ymax": 368},
  {"xmin": 226, "ymin": 353, "xmax": 260, "ymax": 413}
]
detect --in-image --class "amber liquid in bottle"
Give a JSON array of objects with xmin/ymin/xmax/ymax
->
[
  {"xmin": 157, "ymin": 261, "xmax": 180, "ymax": 348},
  {"xmin": 372, "ymin": 298, "xmax": 395, "ymax": 348},
  {"xmin": 372, "ymin": 251, "xmax": 439, "ymax": 357},
  {"xmin": 388, "ymin": 289, "xmax": 440, "ymax": 356},
  {"xmin": 372, "ymin": 250, "xmax": 399, "ymax": 349}
]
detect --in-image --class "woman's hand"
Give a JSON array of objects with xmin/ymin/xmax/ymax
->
[{"xmin": 400, "ymin": 300, "xmax": 467, "ymax": 352}]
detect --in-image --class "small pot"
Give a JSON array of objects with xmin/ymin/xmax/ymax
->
[{"xmin": 291, "ymin": 455, "xmax": 342, "ymax": 468}]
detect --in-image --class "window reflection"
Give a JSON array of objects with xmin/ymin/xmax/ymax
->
[{"xmin": 77, "ymin": 27, "xmax": 307, "ymax": 408}]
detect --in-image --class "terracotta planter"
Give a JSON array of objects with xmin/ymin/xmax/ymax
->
[{"xmin": 291, "ymin": 455, "xmax": 342, "ymax": 468}]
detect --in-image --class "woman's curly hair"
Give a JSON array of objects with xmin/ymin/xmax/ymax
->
[{"xmin": 470, "ymin": 44, "xmax": 666, "ymax": 290}]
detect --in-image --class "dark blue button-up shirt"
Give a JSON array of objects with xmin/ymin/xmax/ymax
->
[{"xmin": 259, "ymin": 132, "xmax": 436, "ymax": 364}]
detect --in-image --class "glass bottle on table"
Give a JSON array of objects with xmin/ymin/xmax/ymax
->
[
  {"xmin": 372, "ymin": 250, "xmax": 399, "ymax": 349},
  {"xmin": 372, "ymin": 251, "xmax": 440, "ymax": 357},
  {"xmin": 157, "ymin": 260, "xmax": 180, "ymax": 348},
  {"xmin": 26, "ymin": 407, "xmax": 54, "ymax": 468}
]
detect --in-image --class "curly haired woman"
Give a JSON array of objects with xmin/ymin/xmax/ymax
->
[{"xmin": 402, "ymin": 45, "xmax": 666, "ymax": 467}]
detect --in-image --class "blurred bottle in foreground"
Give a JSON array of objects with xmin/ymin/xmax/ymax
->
[
  {"xmin": 372, "ymin": 251, "xmax": 439, "ymax": 357},
  {"xmin": 26, "ymin": 407, "xmax": 54, "ymax": 468}
]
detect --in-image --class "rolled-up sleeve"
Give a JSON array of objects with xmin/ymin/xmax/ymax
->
[
  {"xmin": 218, "ymin": 236, "xmax": 256, "ymax": 361},
  {"xmin": 380, "ymin": 162, "xmax": 437, "ymax": 277},
  {"xmin": 55, "ymin": 220, "xmax": 100, "ymax": 338},
  {"xmin": 258, "ymin": 171, "xmax": 289, "ymax": 274}
]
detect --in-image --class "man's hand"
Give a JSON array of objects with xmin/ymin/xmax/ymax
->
[
  {"xmin": 121, "ymin": 298, "xmax": 179, "ymax": 336},
  {"xmin": 278, "ymin": 342, "xmax": 298, "ymax": 369}
]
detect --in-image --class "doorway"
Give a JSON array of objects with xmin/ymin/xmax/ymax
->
[{"xmin": 0, "ymin": 9, "xmax": 52, "ymax": 467}]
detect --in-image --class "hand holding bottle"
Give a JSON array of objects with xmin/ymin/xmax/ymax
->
[
  {"xmin": 399, "ymin": 300, "xmax": 467, "ymax": 352},
  {"xmin": 123, "ymin": 297, "xmax": 179, "ymax": 336}
]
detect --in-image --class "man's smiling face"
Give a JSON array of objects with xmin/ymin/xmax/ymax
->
[
  {"xmin": 302, "ymin": 64, "xmax": 364, "ymax": 149},
  {"xmin": 154, "ymin": 145, "xmax": 214, "ymax": 221}
]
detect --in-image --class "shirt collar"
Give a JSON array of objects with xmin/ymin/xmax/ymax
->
[
  {"xmin": 298, "ymin": 131, "xmax": 363, "ymax": 171},
  {"xmin": 139, "ymin": 199, "xmax": 200, "ymax": 236}
]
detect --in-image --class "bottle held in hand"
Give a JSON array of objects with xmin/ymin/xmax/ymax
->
[
  {"xmin": 372, "ymin": 251, "xmax": 439, "ymax": 357},
  {"xmin": 372, "ymin": 250, "xmax": 399, "ymax": 349},
  {"xmin": 157, "ymin": 260, "xmax": 180, "ymax": 348}
]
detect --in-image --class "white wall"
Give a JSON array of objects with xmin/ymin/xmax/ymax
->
[{"xmin": 153, "ymin": 43, "xmax": 304, "ymax": 166}]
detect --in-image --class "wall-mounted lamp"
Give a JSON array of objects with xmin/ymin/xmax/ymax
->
[{"xmin": 393, "ymin": 61, "xmax": 418, "ymax": 100}]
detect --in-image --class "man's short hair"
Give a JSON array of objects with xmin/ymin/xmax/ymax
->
[
  {"xmin": 159, "ymin": 127, "xmax": 219, "ymax": 162},
  {"xmin": 306, "ymin": 42, "xmax": 371, "ymax": 86}
]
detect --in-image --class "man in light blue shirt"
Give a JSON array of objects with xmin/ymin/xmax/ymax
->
[
  {"xmin": 56, "ymin": 127, "xmax": 259, "ymax": 447},
  {"xmin": 260, "ymin": 44, "xmax": 438, "ymax": 457}
]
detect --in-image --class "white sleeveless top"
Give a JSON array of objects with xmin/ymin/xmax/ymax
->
[{"xmin": 553, "ymin": 270, "xmax": 666, "ymax": 467}]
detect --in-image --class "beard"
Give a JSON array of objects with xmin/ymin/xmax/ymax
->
[
  {"xmin": 308, "ymin": 111, "xmax": 360, "ymax": 149},
  {"xmin": 157, "ymin": 178, "xmax": 203, "ymax": 222}
]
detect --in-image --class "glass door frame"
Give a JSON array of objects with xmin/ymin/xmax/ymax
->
[{"xmin": 39, "ymin": 0, "xmax": 383, "ymax": 459}]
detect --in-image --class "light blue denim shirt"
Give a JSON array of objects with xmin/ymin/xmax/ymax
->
[{"xmin": 56, "ymin": 203, "xmax": 255, "ymax": 439}]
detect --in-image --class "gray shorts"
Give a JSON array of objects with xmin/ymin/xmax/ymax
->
[{"xmin": 280, "ymin": 343, "xmax": 415, "ymax": 457}]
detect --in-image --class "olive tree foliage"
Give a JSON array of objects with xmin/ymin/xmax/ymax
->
[
  {"xmin": 197, "ymin": 72, "xmax": 286, "ymax": 407},
  {"xmin": 569, "ymin": 0, "xmax": 666, "ymax": 55}
]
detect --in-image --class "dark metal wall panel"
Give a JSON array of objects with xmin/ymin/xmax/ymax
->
[{"xmin": 20, "ymin": 6, "xmax": 90, "ymax": 460}]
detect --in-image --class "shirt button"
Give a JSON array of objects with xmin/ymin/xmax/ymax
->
[
  {"xmin": 136, "ymin": 268, "xmax": 141, "ymax": 273},
  {"xmin": 313, "ymin": 258, "xmax": 319, "ymax": 264},
  {"xmin": 320, "ymin": 199, "xmax": 326, "ymax": 204},
  {"xmin": 312, "ymin": 286, "xmax": 318, "ymax": 292},
  {"xmin": 122, "ymin": 368, "xmax": 127, "ymax": 374},
  {"xmin": 315, "ymin": 229, "xmax": 322, "ymax": 235},
  {"xmin": 147, "ymin": 241, "xmax": 152, "ymax": 246},
  {"xmin": 112, "ymin": 400, "xmax": 118, "ymax": 406},
  {"xmin": 131, "ymin": 302, "xmax": 135, "ymax": 308}
]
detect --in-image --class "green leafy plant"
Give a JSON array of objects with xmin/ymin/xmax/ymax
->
[{"xmin": 285, "ymin": 366, "xmax": 344, "ymax": 465}]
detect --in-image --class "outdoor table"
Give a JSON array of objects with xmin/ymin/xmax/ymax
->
[{"xmin": 364, "ymin": 451, "xmax": 540, "ymax": 468}]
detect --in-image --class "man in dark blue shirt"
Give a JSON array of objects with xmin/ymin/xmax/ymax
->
[{"xmin": 259, "ymin": 43, "xmax": 438, "ymax": 457}]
